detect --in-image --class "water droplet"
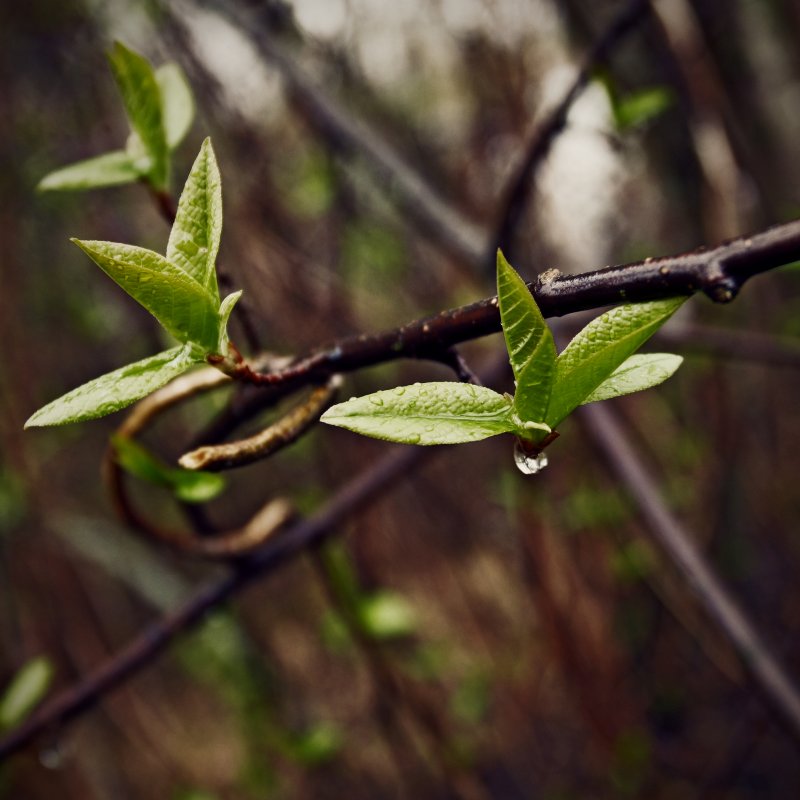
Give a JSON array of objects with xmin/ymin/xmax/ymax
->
[
  {"xmin": 369, "ymin": 396, "xmax": 384, "ymax": 406},
  {"xmin": 513, "ymin": 440, "xmax": 548, "ymax": 475},
  {"xmin": 393, "ymin": 387, "xmax": 406, "ymax": 396},
  {"xmin": 407, "ymin": 433, "xmax": 420, "ymax": 444}
]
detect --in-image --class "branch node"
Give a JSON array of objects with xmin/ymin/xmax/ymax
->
[{"xmin": 704, "ymin": 276, "xmax": 740, "ymax": 304}]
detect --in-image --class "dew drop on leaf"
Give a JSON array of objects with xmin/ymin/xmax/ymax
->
[
  {"xmin": 393, "ymin": 387, "xmax": 406, "ymax": 396},
  {"xmin": 513, "ymin": 440, "xmax": 548, "ymax": 475},
  {"xmin": 407, "ymin": 433, "xmax": 420, "ymax": 444},
  {"xmin": 369, "ymin": 396, "xmax": 384, "ymax": 406}
]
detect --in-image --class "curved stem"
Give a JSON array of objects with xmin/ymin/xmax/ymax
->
[{"xmin": 106, "ymin": 366, "xmax": 297, "ymax": 559}]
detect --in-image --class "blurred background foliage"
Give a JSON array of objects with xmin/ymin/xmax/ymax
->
[{"xmin": 3, "ymin": 0, "xmax": 800, "ymax": 797}]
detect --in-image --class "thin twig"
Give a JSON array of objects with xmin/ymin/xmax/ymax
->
[
  {"xmin": 105, "ymin": 367, "xmax": 297, "ymax": 559},
  {"xmin": 0, "ymin": 444, "xmax": 428, "ymax": 761},
  {"xmin": 578, "ymin": 402, "xmax": 800, "ymax": 745},
  {"xmin": 178, "ymin": 375, "xmax": 341, "ymax": 471},
  {"xmin": 488, "ymin": 0, "xmax": 652, "ymax": 267},
  {"xmin": 212, "ymin": 219, "xmax": 800, "ymax": 392},
  {"xmin": 197, "ymin": 0, "xmax": 488, "ymax": 271}
]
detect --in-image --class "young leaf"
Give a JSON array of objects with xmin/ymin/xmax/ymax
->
[
  {"xmin": 497, "ymin": 250, "xmax": 556, "ymax": 422},
  {"xmin": 166, "ymin": 138, "xmax": 222, "ymax": 300},
  {"xmin": 108, "ymin": 41, "xmax": 169, "ymax": 188},
  {"xmin": 581, "ymin": 353, "xmax": 683, "ymax": 404},
  {"xmin": 496, "ymin": 251, "xmax": 556, "ymax": 424},
  {"xmin": 217, "ymin": 290, "xmax": 243, "ymax": 352},
  {"xmin": 321, "ymin": 382, "xmax": 515, "ymax": 445},
  {"xmin": 546, "ymin": 297, "xmax": 685, "ymax": 429},
  {"xmin": 111, "ymin": 436, "xmax": 226, "ymax": 503},
  {"xmin": 155, "ymin": 63, "xmax": 195, "ymax": 149},
  {"xmin": 72, "ymin": 239, "xmax": 221, "ymax": 350},
  {"xmin": 25, "ymin": 345, "xmax": 202, "ymax": 428},
  {"xmin": 0, "ymin": 657, "xmax": 54, "ymax": 731},
  {"xmin": 38, "ymin": 150, "xmax": 140, "ymax": 192},
  {"xmin": 125, "ymin": 130, "xmax": 152, "ymax": 175}
]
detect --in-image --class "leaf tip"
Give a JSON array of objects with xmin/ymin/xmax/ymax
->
[
  {"xmin": 496, "ymin": 248, "xmax": 511, "ymax": 272},
  {"xmin": 318, "ymin": 406, "xmax": 338, "ymax": 424},
  {"xmin": 36, "ymin": 174, "xmax": 55, "ymax": 193},
  {"xmin": 69, "ymin": 237, "xmax": 91, "ymax": 255},
  {"xmin": 24, "ymin": 405, "xmax": 57, "ymax": 429}
]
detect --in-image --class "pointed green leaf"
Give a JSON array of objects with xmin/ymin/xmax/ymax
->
[
  {"xmin": 321, "ymin": 382, "xmax": 515, "ymax": 444},
  {"xmin": 72, "ymin": 239, "xmax": 220, "ymax": 350},
  {"xmin": 111, "ymin": 435, "xmax": 226, "ymax": 503},
  {"xmin": 496, "ymin": 251, "xmax": 556, "ymax": 423},
  {"xmin": 581, "ymin": 353, "xmax": 683, "ymax": 404},
  {"xmin": 108, "ymin": 41, "xmax": 169, "ymax": 188},
  {"xmin": 167, "ymin": 138, "xmax": 222, "ymax": 300},
  {"xmin": 546, "ymin": 297, "xmax": 686, "ymax": 428},
  {"xmin": 217, "ymin": 290, "xmax": 242, "ymax": 352},
  {"xmin": 156, "ymin": 63, "xmax": 195, "ymax": 148},
  {"xmin": 25, "ymin": 346, "xmax": 202, "ymax": 428},
  {"xmin": 0, "ymin": 657, "xmax": 54, "ymax": 731},
  {"xmin": 38, "ymin": 150, "xmax": 141, "ymax": 192}
]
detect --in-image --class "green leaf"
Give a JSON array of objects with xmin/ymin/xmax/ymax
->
[
  {"xmin": 582, "ymin": 353, "xmax": 683, "ymax": 404},
  {"xmin": 613, "ymin": 87, "xmax": 673, "ymax": 131},
  {"xmin": 72, "ymin": 239, "xmax": 221, "ymax": 350},
  {"xmin": 125, "ymin": 130, "xmax": 152, "ymax": 175},
  {"xmin": 496, "ymin": 251, "xmax": 556, "ymax": 424},
  {"xmin": 111, "ymin": 435, "xmax": 226, "ymax": 503},
  {"xmin": 0, "ymin": 657, "xmax": 54, "ymax": 731},
  {"xmin": 25, "ymin": 345, "xmax": 201, "ymax": 428},
  {"xmin": 217, "ymin": 290, "xmax": 242, "ymax": 352},
  {"xmin": 320, "ymin": 382, "xmax": 515, "ymax": 444},
  {"xmin": 38, "ymin": 150, "xmax": 141, "ymax": 192},
  {"xmin": 546, "ymin": 297, "xmax": 686, "ymax": 429},
  {"xmin": 358, "ymin": 591, "xmax": 417, "ymax": 640},
  {"xmin": 155, "ymin": 63, "xmax": 195, "ymax": 149},
  {"xmin": 286, "ymin": 723, "xmax": 343, "ymax": 766},
  {"xmin": 108, "ymin": 41, "xmax": 169, "ymax": 188},
  {"xmin": 167, "ymin": 138, "xmax": 222, "ymax": 300}
]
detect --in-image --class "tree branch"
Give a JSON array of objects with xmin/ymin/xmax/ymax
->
[
  {"xmin": 579, "ymin": 402, "xmax": 800, "ymax": 745},
  {"xmin": 234, "ymin": 219, "xmax": 800, "ymax": 390},
  {"xmin": 0, "ymin": 444, "xmax": 428, "ymax": 762},
  {"xmin": 489, "ymin": 0, "xmax": 653, "ymax": 266}
]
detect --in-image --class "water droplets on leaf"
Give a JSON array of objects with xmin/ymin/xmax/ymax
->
[
  {"xmin": 369, "ymin": 396, "xmax": 385, "ymax": 407},
  {"xmin": 513, "ymin": 440, "xmax": 549, "ymax": 475},
  {"xmin": 393, "ymin": 387, "xmax": 406, "ymax": 396}
]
